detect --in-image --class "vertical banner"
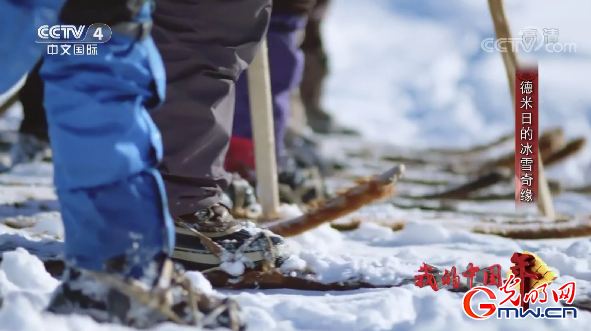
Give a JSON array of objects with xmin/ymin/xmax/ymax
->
[{"xmin": 515, "ymin": 64, "xmax": 539, "ymax": 207}]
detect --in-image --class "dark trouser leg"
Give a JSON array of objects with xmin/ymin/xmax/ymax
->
[
  {"xmin": 151, "ymin": 0, "xmax": 272, "ymax": 218},
  {"xmin": 18, "ymin": 58, "xmax": 49, "ymax": 141}
]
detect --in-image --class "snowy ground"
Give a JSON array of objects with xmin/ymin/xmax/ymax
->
[
  {"xmin": 1, "ymin": 154, "xmax": 591, "ymax": 331},
  {"xmin": 1, "ymin": 163, "xmax": 591, "ymax": 331},
  {"xmin": 2, "ymin": 0, "xmax": 591, "ymax": 330}
]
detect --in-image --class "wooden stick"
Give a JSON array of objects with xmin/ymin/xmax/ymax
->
[
  {"xmin": 488, "ymin": 0, "xmax": 556, "ymax": 220},
  {"xmin": 264, "ymin": 164, "xmax": 404, "ymax": 237},
  {"xmin": 248, "ymin": 38, "xmax": 281, "ymax": 219}
]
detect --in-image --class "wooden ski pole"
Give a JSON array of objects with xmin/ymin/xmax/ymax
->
[
  {"xmin": 488, "ymin": 0, "xmax": 556, "ymax": 220},
  {"xmin": 247, "ymin": 38, "xmax": 281, "ymax": 219}
]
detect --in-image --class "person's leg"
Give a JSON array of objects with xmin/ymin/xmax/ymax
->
[
  {"xmin": 1, "ymin": 58, "xmax": 52, "ymax": 171},
  {"xmin": 41, "ymin": 0, "xmax": 172, "ymax": 278},
  {"xmin": 40, "ymin": 1, "xmax": 244, "ymax": 328},
  {"xmin": 300, "ymin": 0, "xmax": 333, "ymax": 134},
  {"xmin": 229, "ymin": 13, "xmax": 308, "ymax": 176},
  {"xmin": 285, "ymin": 25, "xmax": 311, "ymax": 135},
  {"xmin": 225, "ymin": 5, "xmax": 328, "ymax": 205},
  {"xmin": 151, "ymin": 0, "xmax": 292, "ymax": 271},
  {"xmin": 300, "ymin": 0, "xmax": 358, "ymax": 135},
  {"xmin": 0, "ymin": 2, "xmax": 59, "ymax": 173},
  {"xmin": 18, "ymin": 59, "xmax": 49, "ymax": 141},
  {"xmin": 151, "ymin": 0, "xmax": 272, "ymax": 218}
]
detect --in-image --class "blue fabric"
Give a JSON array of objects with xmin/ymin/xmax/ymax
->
[
  {"xmin": 40, "ymin": 3, "xmax": 174, "ymax": 276},
  {"xmin": 0, "ymin": 0, "xmax": 66, "ymax": 93},
  {"xmin": 232, "ymin": 13, "xmax": 307, "ymax": 159}
]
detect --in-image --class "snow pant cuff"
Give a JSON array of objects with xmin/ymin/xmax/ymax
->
[{"xmin": 59, "ymin": 169, "xmax": 174, "ymax": 277}]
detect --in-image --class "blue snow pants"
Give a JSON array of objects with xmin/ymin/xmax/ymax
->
[
  {"xmin": 0, "ymin": 1, "xmax": 174, "ymax": 277},
  {"xmin": 232, "ymin": 13, "xmax": 307, "ymax": 160}
]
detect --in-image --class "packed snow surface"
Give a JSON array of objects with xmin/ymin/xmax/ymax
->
[{"xmin": 2, "ymin": 219, "xmax": 591, "ymax": 331}]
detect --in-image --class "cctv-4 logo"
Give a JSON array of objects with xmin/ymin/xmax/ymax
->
[{"xmin": 37, "ymin": 23, "xmax": 111, "ymax": 43}]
